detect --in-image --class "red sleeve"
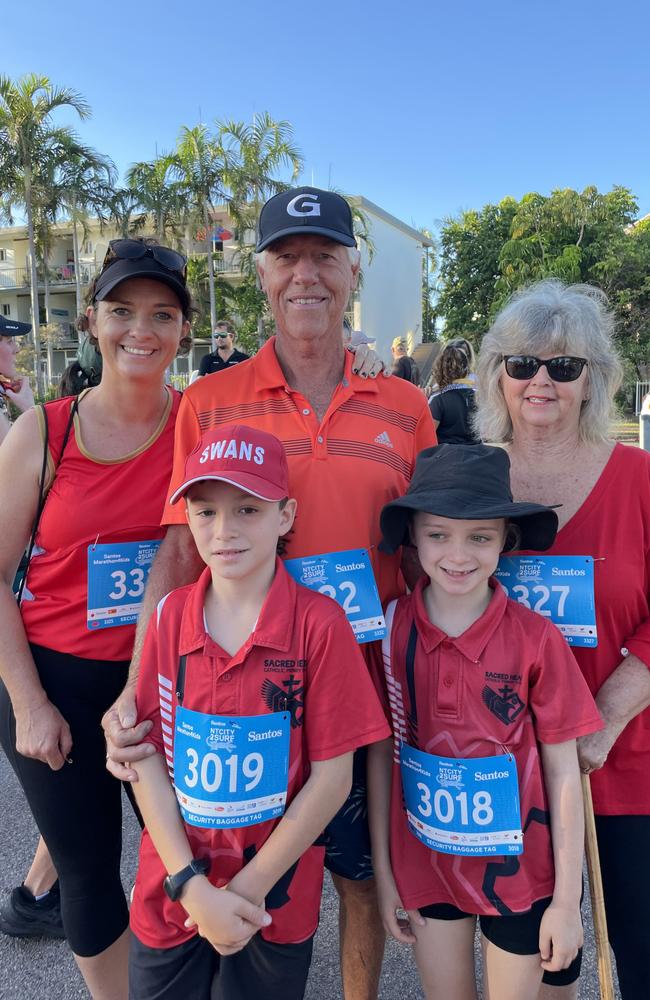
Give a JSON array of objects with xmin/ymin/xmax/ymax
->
[
  {"xmin": 304, "ymin": 605, "xmax": 391, "ymax": 761},
  {"xmin": 529, "ymin": 621, "xmax": 604, "ymax": 744},
  {"xmin": 135, "ymin": 604, "xmax": 166, "ymax": 755},
  {"xmin": 162, "ymin": 391, "xmax": 202, "ymax": 525}
]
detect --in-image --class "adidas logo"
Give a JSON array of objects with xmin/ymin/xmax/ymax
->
[{"xmin": 374, "ymin": 431, "xmax": 393, "ymax": 448}]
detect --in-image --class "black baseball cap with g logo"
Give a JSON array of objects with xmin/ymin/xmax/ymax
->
[{"xmin": 256, "ymin": 186, "xmax": 357, "ymax": 251}]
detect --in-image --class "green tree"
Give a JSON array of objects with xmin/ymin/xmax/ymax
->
[
  {"xmin": 437, "ymin": 197, "xmax": 518, "ymax": 341},
  {"xmin": 437, "ymin": 186, "xmax": 644, "ymax": 379},
  {"xmin": 0, "ymin": 73, "xmax": 91, "ymax": 392},
  {"xmin": 106, "ymin": 187, "xmax": 147, "ymax": 238},
  {"xmin": 126, "ymin": 157, "xmax": 182, "ymax": 244}
]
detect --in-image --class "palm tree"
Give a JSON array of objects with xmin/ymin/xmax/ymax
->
[
  {"xmin": 168, "ymin": 124, "xmax": 233, "ymax": 341},
  {"xmin": 106, "ymin": 187, "xmax": 146, "ymax": 239},
  {"xmin": 56, "ymin": 148, "xmax": 116, "ymax": 313},
  {"xmin": 215, "ymin": 114, "xmax": 303, "ymax": 344},
  {"xmin": 0, "ymin": 73, "xmax": 91, "ymax": 393},
  {"xmin": 126, "ymin": 157, "xmax": 181, "ymax": 244}
]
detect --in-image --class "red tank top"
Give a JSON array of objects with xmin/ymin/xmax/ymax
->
[{"xmin": 21, "ymin": 389, "xmax": 181, "ymax": 661}]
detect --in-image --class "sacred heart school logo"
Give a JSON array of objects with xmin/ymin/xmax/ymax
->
[
  {"xmin": 481, "ymin": 684, "xmax": 525, "ymax": 725},
  {"xmin": 261, "ymin": 673, "xmax": 304, "ymax": 728}
]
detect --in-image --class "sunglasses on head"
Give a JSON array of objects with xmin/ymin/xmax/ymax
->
[
  {"xmin": 501, "ymin": 355, "xmax": 588, "ymax": 383},
  {"xmin": 103, "ymin": 240, "xmax": 187, "ymax": 280}
]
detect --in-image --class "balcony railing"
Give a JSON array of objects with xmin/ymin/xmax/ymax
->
[
  {"xmin": 0, "ymin": 262, "xmax": 100, "ymax": 290},
  {"xmin": 0, "ymin": 250, "xmax": 247, "ymax": 295}
]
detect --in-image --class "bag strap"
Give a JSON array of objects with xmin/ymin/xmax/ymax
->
[
  {"xmin": 176, "ymin": 654, "xmax": 187, "ymax": 706},
  {"xmin": 17, "ymin": 397, "xmax": 79, "ymax": 603}
]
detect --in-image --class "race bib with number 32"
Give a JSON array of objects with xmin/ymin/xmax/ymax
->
[{"xmin": 284, "ymin": 548, "xmax": 386, "ymax": 643}]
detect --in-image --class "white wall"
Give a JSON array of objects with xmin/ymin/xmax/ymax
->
[{"xmin": 356, "ymin": 213, "xmax": 423, "ymax": 363}]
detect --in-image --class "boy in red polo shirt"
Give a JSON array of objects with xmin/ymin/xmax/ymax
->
[
  {"xmin": 368, "ymin": 444, "xmax": 603, "ymax": 1000},
  {"xmin": 129, "ymin": 425, "xmax": 390, "ymax": 1000}
]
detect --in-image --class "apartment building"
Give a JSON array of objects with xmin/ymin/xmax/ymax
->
[{"xmin": 0, "ymin": 198, "xmax": 433, "ymax": 382}]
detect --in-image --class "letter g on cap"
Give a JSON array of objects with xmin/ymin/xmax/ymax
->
[{"xmin": 287, "ymin": 194, "xmax": 321, "ymax": 217}]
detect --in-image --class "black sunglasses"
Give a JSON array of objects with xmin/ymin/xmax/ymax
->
[
  {"xmin": 502, "ymin": 355, "xmax": 588, "ymax": 383},
  {"xmin": 103, "ymin": 240, "xmax": 187, "ymax": 280}
]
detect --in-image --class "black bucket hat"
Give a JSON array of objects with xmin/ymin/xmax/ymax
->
[{"xmin": 380, "ymin": 444, "xmax": 558, "ymax": 553}]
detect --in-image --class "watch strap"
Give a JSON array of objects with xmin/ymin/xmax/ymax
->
[{"xmin": 163, "ymin": 857, "xmax": 210, "ymax": 902}]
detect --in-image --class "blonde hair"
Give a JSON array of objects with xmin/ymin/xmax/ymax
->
[{"xmin": 476, "ymin": 280, "xmax": 622, "ymax": 443}]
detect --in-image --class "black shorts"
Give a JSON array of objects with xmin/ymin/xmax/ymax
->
[
  {"xmin": 418, "ymin": 896, "xmax": 581, "ymax": 986},
  {"xmin": 128, "ymin": 930, "xmax": 314, "ymax": 1000},
  {"xmin": 321, "ymin": 745, "xmax": 373, "ymax": 881}
]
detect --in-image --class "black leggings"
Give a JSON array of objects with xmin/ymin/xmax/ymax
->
[
  {"xmin": 0, "ymin": 643, "xmax": 134, "ymax": 957},
  {"xmin": 542, "ymin": 813, "xmax": 650, "ymax": 998}
]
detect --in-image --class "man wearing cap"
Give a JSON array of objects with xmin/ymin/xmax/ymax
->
[
  {"xmin": 0, "ymin": 316, "xmax": 34, "ymax": 445},
  {"xmin": 391, "ymin": 336, "xmax": 420, "ymax": 385},
  {"xmin": 104, "ymin": 187, "xmax": 436, "ymax": 999},
  {"xmin": 198, "ymin": 320, "xmax": 250, "ymax": 376}
]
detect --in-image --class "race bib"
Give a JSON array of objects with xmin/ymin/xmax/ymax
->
[
  {"xmin": 87, "ymin": 540, "xmax": 161, "ymax": 630},
  {"xmin": 284, "ymin": 548, "xmax": 386, "ymax": 643},
  {"xmin": 495, "ymin": 555, "xmax": 597, "ymax": 647},
  {"xmin": 173, "ymin": 708, "xmax": 290, "ymax": 829},
  {"xmin": 400, "ymin": 746, "xmax": 523, "ymax": 856}
]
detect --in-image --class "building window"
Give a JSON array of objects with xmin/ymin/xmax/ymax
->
[
  {"xmin": 0, "ymin": 249, "xmax": 6, "ymax": 262},
  {"xmin": 1, "ymin": 305, "xmax": 10, "ymax": 316},
  {"xmin": 83, "ymin": 240, "xmax": 92, "ymax": 254}
]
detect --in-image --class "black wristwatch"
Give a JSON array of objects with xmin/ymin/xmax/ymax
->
[{"xmin": 163, "ymin": 857, "xmax": 210, "ymax": 902}]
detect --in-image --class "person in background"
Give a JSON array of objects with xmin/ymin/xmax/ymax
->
[
  {"xmin": 391, "ymin": 337, "xmax": 420, "ymax": 385},
  {"xmin": 59, "ymin": 332, "xmax": 103, "ymax": 397},
  {"xmin": 446, "ymin": 337, "xmax": 476, "ymax": 380},
  {"xmin": 428, "ymin": 341, "xmax": 480, "ymax": 445},
  {"xmin": 198, "ymin": 320, "xmax": 249, "ymax": 376},
  {"xmin": 0, "ymin": 316, "xmax": 34, "ymax": 446},
  {"xmin": 476, "ymin": 279, "xmax": 650, "ymax": 1000}
]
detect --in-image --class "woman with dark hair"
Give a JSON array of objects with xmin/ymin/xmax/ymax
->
[
  {"xmin": 59, "ymin": 331, "xmax": 103, "ymax": 397},
  {"xmin": 476, "ymin": 279, "xmax": 650, "ymax": 1000},
  {"xmin": 0, "ymin": 239, "xmax": 192, "ymax": 999},
  {"xmin": 428, "ymin": 341, "xmax": 479, "ymax": 444}
]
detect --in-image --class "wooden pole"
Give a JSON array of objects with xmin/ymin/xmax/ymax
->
[{"xmin": 581, "ymin": 773, "xmax": 616, "ymax": 1000}]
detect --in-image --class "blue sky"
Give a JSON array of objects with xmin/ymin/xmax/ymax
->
[{"xmin": 4, "ymin": 0, "xmax": 650, "ymax": 233}]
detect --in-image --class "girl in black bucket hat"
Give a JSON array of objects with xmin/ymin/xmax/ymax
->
[{"xmin": 368, "ymin": 444, "xmax": 603, "ymax": 999}]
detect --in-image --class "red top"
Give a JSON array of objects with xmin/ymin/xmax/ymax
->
[
  {"xmin": 163, "ymin": 339, "xmax": 437, "ymax": 606},
  {"xmin": 375, "ymin": 579, "xmax": 602, "ymax": 916},
  {"xmin": 530, "ymin": 443, "xmax": 650, "ymax": 814},
  {"xmin": 21, "ymin": 389, "xmax": 181, "ymax": 661},
  {"xmin": 131, "ymin": 560, "xmax": 391, "ymax": 948}
]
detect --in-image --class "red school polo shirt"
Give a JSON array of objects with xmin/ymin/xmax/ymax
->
[
  {"xmin": 162, "ymin": 338, "xmax": 436, "ymax": 606},
  {"xmin": 131, "ymin": 560, "xmax": 390, "ymax": 948},
  {"xmin": 375, "ymin": 579, "xmax": 602, "ymax": 916}
]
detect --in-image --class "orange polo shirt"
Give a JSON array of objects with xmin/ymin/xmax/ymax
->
[{"xmin": 164, "ymin": 339, "xmax": 436, "ymax": 605}]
